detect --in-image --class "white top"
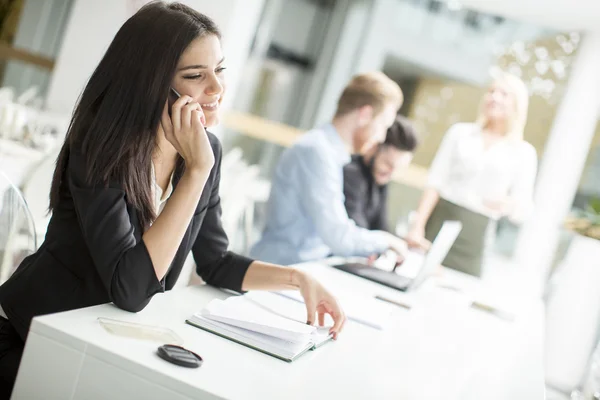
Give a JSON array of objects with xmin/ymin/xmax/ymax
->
[
  {"xmin": 427, "ymin": 123, "xmax": 538, "ymax": 222},
  {"xmin": 150, "ymin": 162, "xmax": 174, "ymax": 218}
]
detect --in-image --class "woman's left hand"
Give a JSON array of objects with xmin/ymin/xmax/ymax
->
[{"xmin": 295, "ymin": 271, "xmax": 346, "ymax": 339}]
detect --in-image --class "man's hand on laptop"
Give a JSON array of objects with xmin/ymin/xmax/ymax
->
[
  {"xmin": 386, "ymin": 233, "xmax": 409, "ymax": 260},
  {"xmin": 366, "ymin": 254, "xmax": 378, "ymax": 266},
  {"xmin": 405, "ymin": 226, "xmax": 431, "ymax": 251}
]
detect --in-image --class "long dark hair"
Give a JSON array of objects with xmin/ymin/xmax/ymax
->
[{"xmin": 49, "ymin": 1, "xmax": 220, "ymax": 230}]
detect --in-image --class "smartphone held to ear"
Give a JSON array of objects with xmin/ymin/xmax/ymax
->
[
  {"xmin": 168, "ymin": 87, "xmax": 181, "ymax": 117},
  {"xmin": 167, "ymin": 87, "xmax": 206, "ymax": 126}
]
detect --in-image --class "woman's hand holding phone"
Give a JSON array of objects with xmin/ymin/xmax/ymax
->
[{"xmin": 161, "ymin": 91, "xmax": 214, "ymax": 173}]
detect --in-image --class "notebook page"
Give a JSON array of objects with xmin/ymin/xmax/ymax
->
[
  {"xmin": 202, "ymin": 297, "xmax": 315, "ymax": 343},
  {"xmin": 244, "ymin": 291, "xmax": 309, "ymax": 324},
  {"xmin": 189, "ymin": 314, "xmax": 310, "ymax": 358}
]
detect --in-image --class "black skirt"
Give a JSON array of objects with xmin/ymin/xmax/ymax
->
[
  {"xmin": 0, "ymin": 316, "xmax": 24, "ymax": 398},
  {"xmin": 425, "ymin": 197, "xmax": 496, "ymax": 277}
]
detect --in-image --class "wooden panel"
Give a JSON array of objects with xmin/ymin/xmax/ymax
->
[
  {"xmin": 0, "ymin": 42, "xmax": 55, "ymax": 70},
  {"xmin": 222, "ymin": 110, "xmax": 303, "ymax": 148}
]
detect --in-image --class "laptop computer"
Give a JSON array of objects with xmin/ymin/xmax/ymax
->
[{"xmin": 333, "ymin": 221, "xmax": 463, "ymax": 291}]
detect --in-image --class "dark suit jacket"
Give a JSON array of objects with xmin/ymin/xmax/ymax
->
[
  {"xmin": 343, "ymin": 155, "xmax": 389, "ymax": 232},
  {"xmin": 0, "ymin": 132, "xmax": 253, "ymax": 340}
]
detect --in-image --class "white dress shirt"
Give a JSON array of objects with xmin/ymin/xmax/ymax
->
[{"xmin": 427, "ymin": 123, "xmax": 538, "ymax": 222}]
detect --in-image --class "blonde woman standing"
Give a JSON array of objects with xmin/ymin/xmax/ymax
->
[{"xmin": 407, "ymin": 73, "xmax": 537, "ymax": 277}]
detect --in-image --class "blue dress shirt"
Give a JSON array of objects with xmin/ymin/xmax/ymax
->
[{"xmin": 251, "ymin": 124, "xmax": 389, "ymax": 265}]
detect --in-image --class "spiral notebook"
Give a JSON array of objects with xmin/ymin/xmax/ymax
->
[{"xmin": 186, "ymin": 292, "xmax": 332, "ymax": 362}]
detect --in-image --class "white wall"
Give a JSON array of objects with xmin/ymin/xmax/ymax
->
[
  {"xmin": 45, "ymin": 0, "xmax": 128, "ymax": 113},
  {"xmin": 247, "ymin": 0, "xmax": 347, "ymax": 128},
  {"xmin": 342, "ymin": 0, "xmax": 549, "ymax": 92},
  {"xmin": 355, "ymin": 0, "xmax": 493, "ymax": 85},
  {"xmin": 45, "ymin": 0, "xmax": 264, "ymax": 119},
  {"xmin": 270, "ymin": 1, "xmax": 319, "ymax": 55},
  {"xmin": 203, "ymin": 0, "xmax": 265, "ymax": 114},
  {"xmin": 227, "ymin": 0, "xmax": 348, "ymax": 128},
  {"xmin": 311, "ymin": 0, "xmax": 374, "ymax": 126},
  {"xmin": 354, "ymin": 0, "xmax": 391, "ymax": 73}
]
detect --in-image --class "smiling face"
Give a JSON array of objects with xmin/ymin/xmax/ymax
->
[
  {"xmin": 171, "ymin": 34, "xmax": 226, "ymax": 127},
  {"xmin": 371, "ymin": 145, "xmax": 413, "ymax": 185}
]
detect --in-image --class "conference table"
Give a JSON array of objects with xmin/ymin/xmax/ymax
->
[{"xmin": 12, "ymin": 259, "xmax": 545, "ymax": 400}]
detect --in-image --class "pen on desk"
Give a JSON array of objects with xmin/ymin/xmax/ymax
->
[
  {"xmin": 436, "ymin": 284, "xmax": 463, "ymax": 292},
  {"xmin": 470, "ymin": 301, "xmax": 514, "ymax": 322},
  {"xmin": 374, "ymin": 295, "xmax": 411, "ymax": 310}
]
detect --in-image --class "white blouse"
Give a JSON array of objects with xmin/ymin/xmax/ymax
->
[
  {"xmin": 151, "ymin": 163, "xmax": 174, "ymax": 218},
  {"xmin": 427, "ymin": 123, "xmax": 538, "ymax": 222}
]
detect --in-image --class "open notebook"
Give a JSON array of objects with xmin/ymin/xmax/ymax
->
[{"xmin": 186, "ymin": 293, "xmax": 333, "ymax": 362}]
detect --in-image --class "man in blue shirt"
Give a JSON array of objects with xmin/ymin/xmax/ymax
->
[{"xmin": 251, "ymin": 72, "xmax": 409, "ymax": 265}]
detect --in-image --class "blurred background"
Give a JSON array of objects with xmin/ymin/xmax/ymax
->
[{"xmin": 1, "ymin": 0, "xmax": 600, "ymax": 398}]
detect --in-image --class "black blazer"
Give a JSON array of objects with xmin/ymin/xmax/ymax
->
[
  {"xmin": 0, "ymin": 132, "xmax": 253, "ymax": 340},
  {"xmin": 343, "ymin": 155, "xmax": 389, "ymax": 232}
]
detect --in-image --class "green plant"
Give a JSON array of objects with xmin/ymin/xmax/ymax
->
[{"xmin": 565, "ymin": 198, "xmax": 600, "ymax": 240}]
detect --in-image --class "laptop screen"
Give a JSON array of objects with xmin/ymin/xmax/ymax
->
[{"xmin": 410, "ymin": 220, "xmax": 463, "ymax": 289}]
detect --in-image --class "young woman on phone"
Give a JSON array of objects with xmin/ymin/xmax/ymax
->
[{"xmin": 0, "ymin": 2, "xmax": 345, "ymax": 393}]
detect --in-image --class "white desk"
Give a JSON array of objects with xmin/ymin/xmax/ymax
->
[{"xmin": 12, "ymin": 262, "xmax": 545, "ymax": 400}]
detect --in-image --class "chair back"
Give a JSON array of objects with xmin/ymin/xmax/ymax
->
[
  {"xmin": 0, "ymin": 172, "xmax": 37, "ymax": 283},
  {"xmin": 21, "ymin": 147, "xmax": 60, "ymax": 242},
  {"xmin": 219, "ymin": 148, "xmax": 271, "ymax": 254}
]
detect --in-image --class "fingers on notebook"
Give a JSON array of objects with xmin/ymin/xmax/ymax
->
[
  {"xmin": 307, "ymin": 299, "xmax": 346, "ymax": 339},
  {"xmin": 305, "ymin": 299, "xmax": 317, "ymax": 325},
  {"xmin": 329, "ymin": 313, "xmax": 345, "ymax": 340},
  {"xmin": 328, "ymin": 303, "xmax": 346, "ymax": 339},
  {"xmin": 318, "ymin": 312, "xmax": 325, "ymax": 327}
]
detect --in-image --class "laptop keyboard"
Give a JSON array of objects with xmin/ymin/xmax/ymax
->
[{"xmin": 335, "ymin": 264, "xmax": 413, "ymax": 290}]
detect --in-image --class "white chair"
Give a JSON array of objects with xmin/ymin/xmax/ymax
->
[
  {"xmin": 0, "ymin": 87, "xmax": 15, "ymax": 106},
  {"xmin": 219, "ymin": 147, "xmax": 246, "ymax": 203},
  {"xmin": 25, "ymin": 110, "xmax": 70, "ymax": 149},
  {"xmin": 242, "ymin": 178, "xmax": 271, "ymax": 253},
  {"xmin": 178, "ymin": 148, "xmax": 271, "ymax": 288},
  {"xmin": 0, "ymin": 172, "xmax": 37, "ymax": 283},
  {"xmin": 20, "ymin": 147, "xmax": 60, "ymax": 242},
  {"xmin": 221, "ymin": 160, "xmax": 271, "ymax": 254},
  {"xmin": 176, "ymin": 148, "xmax": 248, "ymax": 289},
  {"xmin": 0, "ymin": 137, "xmax": 45, "ymax": 187},
  {"xmin": 0, "ymin": 91, "xmax": 68, "ymax": 188},
  {"xmin": 15, "ymin": 86, "xmax": 39, "ymax": 106},
  {"xmin": 220, "ymin": 147, "xmax": 244, "ymax": 178}
]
